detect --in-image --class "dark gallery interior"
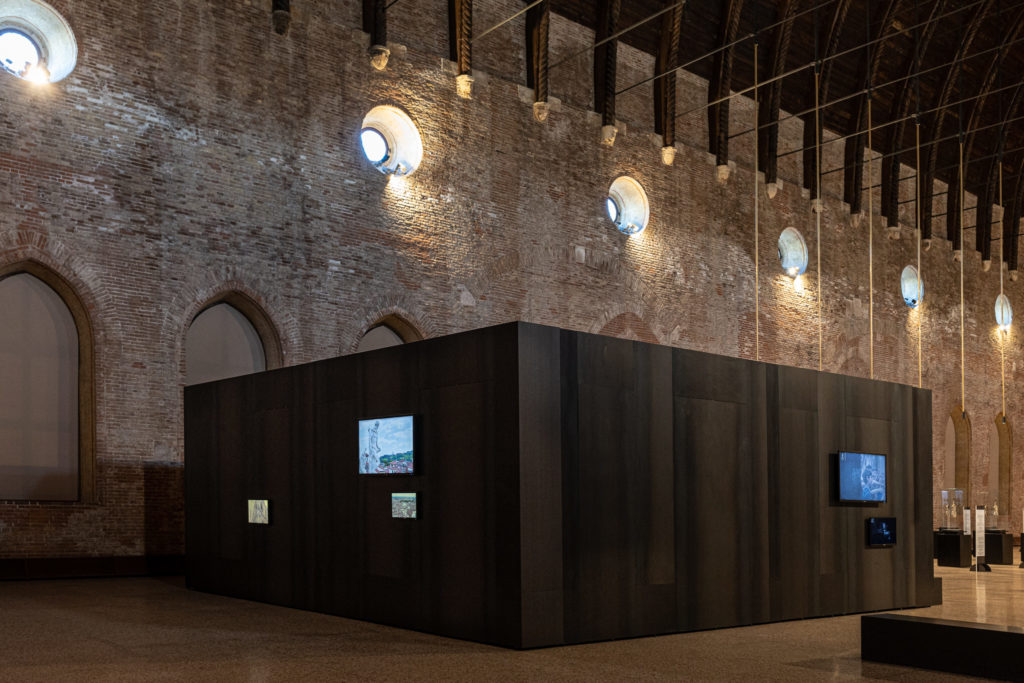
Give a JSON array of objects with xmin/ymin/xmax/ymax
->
[{"xmin": 2, "ymin": 0, "xmax": 1024, "ymax": 679}]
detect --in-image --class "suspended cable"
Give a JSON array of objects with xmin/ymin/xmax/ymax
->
[
  {"xmin": 472, "ymin": 0, "xmax": 546, "ymax": 42},
  {"xmin": 816, "ymin": 64, "xmax": 823, "ymax": 372},
  {"xmin": 754, "ymin": 41, "xmax": 760, "ymax": 363},
  {"xmin": 865, "ymin": 1, "xmax": 873, "ymax": 381},
  {"xmin": 916, "ymin": 119, "xmax": 922, "ymax": 389},
  {"xmin": 1000, "ymin": 160, "xmax": 1007, "ymax": 419},
  {"xmin": 915, "ymin": 0, "xmax": 922, "ymax": 390},
  {"xmin": 960, "ymin": 138, "xmax": 966, "ymax": 415},
  {"xmin": 616, "ymin": 0, "xmax": 844, "ymax": 97}
]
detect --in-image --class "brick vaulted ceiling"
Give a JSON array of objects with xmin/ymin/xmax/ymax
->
[{"xmin": 451, "ymin": 0, "xmax": 1024, "ymax": 268}]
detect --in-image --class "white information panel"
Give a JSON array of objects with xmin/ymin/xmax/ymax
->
[
  {"xmin": 976, "ymin": 508, "xmax": 986, "ymax": 558},
  {"xmin": 964, "ymin": 506, "xmax": 972, "ymax": 535}
]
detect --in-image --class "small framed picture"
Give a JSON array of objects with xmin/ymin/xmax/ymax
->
[
  {"xmin": 391, "ymin": 492, "xmax": 417, "ymax": 519},
  {"xmin": 248, "ymin": 499, "xmax": 269, "ymax": 524}
]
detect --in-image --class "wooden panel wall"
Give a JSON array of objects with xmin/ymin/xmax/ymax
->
[
  {"xmin": 186, "ymin": 324, "xmax": 522, "ymax": 648},
  {"xmin": 517, "ymin": 328, "xmax": 937, "ymax": 646},
  {"xmin": 187, "ymin": 322, "xmax": 936, "ymax": 650}
]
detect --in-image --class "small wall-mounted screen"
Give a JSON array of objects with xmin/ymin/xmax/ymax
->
[
  {"xmin": 392, "ymin": 492, "xmax": 417, "ymax": 518},
  {"xmin": 248, "ymin": 499, "xmax": 269, "ymax": 524},
  {"xmin": 838, "ymin": 451, "xmax": 887, "ymax": 503},
  {"xmin": 359, "ymin": 415, "xmax": 414, "ymax": 474},
  {"xmin": 867, "ymin": 517, "xmax": 897, "ymax": 547}
]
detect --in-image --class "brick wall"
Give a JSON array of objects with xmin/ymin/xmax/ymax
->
[{"xmin": 0, "ymin": 0, "xmax": 1019, "ymax": 557}]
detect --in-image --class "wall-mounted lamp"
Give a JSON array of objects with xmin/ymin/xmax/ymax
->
[
  {"xmin": 777, "ymin": 227, "xmax": 808, "ymax": 277},
  {"xmin": 995, "ymin": 293, "xmax": 1013, "ymax": 332},
  {"xmin": 901, "ymin": 265, "xmax": 923, "ymax": 308},
  {"xmin": 360, "ymin": 106, "xmax": 423, "ymax": 177},
  {"xmin": 606, "ymin": 176, "xmax": 649, "ymax": 236}
]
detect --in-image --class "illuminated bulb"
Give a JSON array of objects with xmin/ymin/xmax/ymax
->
[
  {"xmin": 787, "ymin": 266, "xmax": 799, "ymax": 278},
  {"xmin": 606, "ymin": 196, "xmax": 620, "ymax": 224}
]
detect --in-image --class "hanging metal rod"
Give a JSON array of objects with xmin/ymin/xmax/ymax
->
[
  {"xmin": 776, "ymin": 79, "xmax": 1022, "ymax": 160},
  {"xmin": 547, "ymin": 0, "xmax": 688, "ymax": 72},
  {"xmin": 662, "ymin": 0, "xmax": 991, "ymax": 119},
  {"xmin": 727, "ymin": 27, "xmax": 1024, "ymax": 141},
  {"xmin": 615, "ymin": 0, "xmax": 844, "ymax": 96},
  {"xmin": 473, "ymin": 0, "xmax": 546, "ymax": 43}
]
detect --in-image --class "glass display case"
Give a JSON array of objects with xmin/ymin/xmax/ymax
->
[{"xmin": 940, "ymin": 488, "xmax": 964, "ymax": 530}]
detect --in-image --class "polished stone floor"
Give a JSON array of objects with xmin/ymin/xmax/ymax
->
[{"xmin": 0, "ymin": 552, "xmax": 1021, "ymax": 682}]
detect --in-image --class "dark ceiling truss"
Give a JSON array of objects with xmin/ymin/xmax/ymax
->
[
  {"xmin": 1001, "ymin": 82, "xmax": 1024, "ymax": 269},
  {"xmin": 1010, "ymin": 159, "xmax": 1024, "ymax": 271},
  {"xmin": 594, "ymin": 0, "xmax": 624, "ymax": 128},
  {"xmin": 922, "ymin": 0, "xmax": 994, "ymax": 249},
  {"xmin": 758, "ymin": 0, "xmax": 800, "ymax": 186},
  {"xmin": 707, "ymin": 0, "xmax": 745, "ymax": 166},
  {"xmin": 363, "ymin": 0, "xmax": 387, "ymax": 48},
  {"xmin": 966, "ymin": 6, "xmax": 1024, "ymax": 260},
  {"xmin": 842, "ymin": 0, "xmax": 902, "ymax": 215},
  {"xmin": 880, "ymin": 0, "xmax": 944, "ymax": 233},
  {"xmin": 272, "ymin": 0, "xmax": 291, "ymax": 35},
  {"xmin": 654, "ymin": 0, "xmax": 686, "ymax": 149},
  {"xmin": 803, "ymin": 0, "xmax": 852, "ymax": 199},
  {"xmin": 466, "ymin": 0, "xmax": 1024, "ymax": 269},
  {"xmin": 450, "ymin": 0, "xmax": 473, "ymax": 77},
  {"xmin": 525, "ymin": 0, "xmax": 551, "ymax": 107}
]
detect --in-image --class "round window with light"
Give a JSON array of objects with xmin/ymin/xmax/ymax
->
[
  {"xmin": 777, "ymin": 227, "xmax": 808, "ymax": 277},
  {"xmin": 900, "ymin": 265, "xmax": 923, "ymax": 308},
  {"xmin": 995, "ymin": 293, "xmax": 1012, "ymax": 331},
  {"xmin": 360, "ymin": 106, "xmax": 423, "ymax": 177},
  {"xmin": 606, "ymin": 176, "xmax": 649, "ymax": 235},
  {"xmin": 0, "ymin": 1, "xmax": 77, "ymax": 84}
]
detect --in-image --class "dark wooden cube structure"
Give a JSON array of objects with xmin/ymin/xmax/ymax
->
[{"xmin": 186, "ymin": 322, "xmax": 940, "ymax": 649}]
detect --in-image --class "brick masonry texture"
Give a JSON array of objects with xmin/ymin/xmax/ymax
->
[{"xmin": 0, "ymin": 0, "xmax": 1021, "ymax": 557}]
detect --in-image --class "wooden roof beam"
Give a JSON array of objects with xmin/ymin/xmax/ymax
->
[
  {"xmin": 757, "ymin": 0, "xmax": 798, "ymax": 188},
  {"xmin": 594, "ymin": 0, "xmax": 623, "ymax": 142},
  {"xmin": 707, "ymin": 0, "xmax": 745, "ymax": 171},
  {"xmin": 654, "ymin": 0, "xmax": 686, "ymax": 160}
]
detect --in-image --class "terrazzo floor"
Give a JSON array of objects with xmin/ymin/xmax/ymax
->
[{"xmin": 0, "ymin": 552, "xmax": 1021, "ymax": 682}]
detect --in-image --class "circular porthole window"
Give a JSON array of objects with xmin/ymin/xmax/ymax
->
[
  {"xmin": 995, "ymin": 293, "xmax": 1012, "ymax": 330},
  {"xmin": 900, "ymin": 265, "xmax": 923, "ymax": 308},
  {"xmin": 0, "ymin": 1, "xmax": 77, "ymax": 84},
  {"xmin": 607, "ymin": 176, "xmax": 649, "ymax": 235},
  {"xmin": 360, "ymin": 106, "xmax": 423, "ymax": 177},
  {"xmin": 777, "ymin": 227, "xmax": 808, "ymax": 277}
]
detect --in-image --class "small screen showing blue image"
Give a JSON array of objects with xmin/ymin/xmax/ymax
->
[
  {"xmin": 359, "ymin": 415, "xmax": 414, "ymax": 474},
  {"xmin": 838, "ymin": 451, "xmax": 886, "ymax": 503},
  {"xmin": 867, "ymin": 517, "xmax": 896, "ymax": 547}
]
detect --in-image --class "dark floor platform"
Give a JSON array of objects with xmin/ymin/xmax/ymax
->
[{"xmin": 862, "ymin": 613, "xmax": 1024, "ymax": 681}]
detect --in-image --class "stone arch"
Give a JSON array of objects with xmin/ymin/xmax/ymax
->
[
  {"xmin": 187, "ymin": 290, "xmax": 284, "ymax": 372},
  {"xmin": 167, "ymin": 275, "xmax": 297, "ymax": 380},
  {"xmin": 348, "ymin": 298, "xmax": 436, "ymax": 354},
  {"xmin": 0, "ymin": 258, "xmax": 96, "ymax": 503},
  {"xmin": 949, "ymin": 405, "xmax": 972, "ymax": 504}
]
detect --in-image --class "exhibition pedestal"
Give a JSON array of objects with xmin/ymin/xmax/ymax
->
[
  {"xmin": 935, "ymin": 530, "xmax": 971, "ymax": 568},
  {"xmin": 983, "ymin": 530, "xmax": 1013, "ymax": 565}
]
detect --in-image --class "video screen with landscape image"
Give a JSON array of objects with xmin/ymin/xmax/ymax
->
[
  {"xmin": 391, "ymin": 492, "xmax": 417, "ymax": 519},
  {"xmin": 838, "ymin": 451, "xmax": 887, "ymax": 503},
  {"xmin": 358, "ymin": 415, "xmax": 414, "ymax": 474}
]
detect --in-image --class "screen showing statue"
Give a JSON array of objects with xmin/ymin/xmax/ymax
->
[
  {"xmin": 838, "ymin": 451, "xmax": 886, "ymax": 502},
  {"xmin": 359, "ymin": 416, "xmax": 414, "ymax": 474}
]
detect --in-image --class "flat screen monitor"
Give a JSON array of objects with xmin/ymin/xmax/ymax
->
[
  {"xmin": 866, "ymin": 517, "xmax": 896, "ymax": 547},
  {"xmin": 838, "ymin": 451, "xmax": 886, "ymax": 503},
  {"xmin": 359, "ymin": 415, "xmax": 414, "ymax": 474}
]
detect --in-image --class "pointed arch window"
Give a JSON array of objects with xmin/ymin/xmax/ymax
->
[
  {"xmin": 0, "ymin": 263, "xmax": 94, "ymax": 501},
  {"xmin": 186, "ymin": 294, "xmax": 283, "ymax": 386}
]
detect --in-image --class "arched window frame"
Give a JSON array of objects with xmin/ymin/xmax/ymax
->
[
  {"xmin": 364, "ymin": 313, "xmax": 423, "ymax": 345},
  {"xmin": 187, "ymin": 291, "xmax": 284, "ymax": 373},
  {"xmin": 0, "ymin": 260, "xmax": 95, "ymax": 503}
]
